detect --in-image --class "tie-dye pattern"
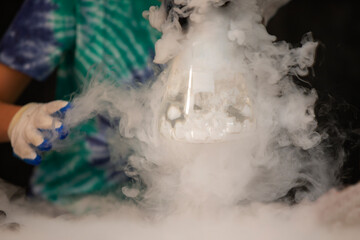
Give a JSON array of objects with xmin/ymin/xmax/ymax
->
[
  {"xmin": 0, "ymin": 0, "xmax": 67, "ymax": 80},
  {"xmin": 0, "ymin": 0, "xmax": 160, "ymax": 203}
]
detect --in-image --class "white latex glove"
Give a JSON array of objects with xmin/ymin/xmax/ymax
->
[{"xmin": 7, "ymin": 100, "xmax": 71, "ymax": 165}]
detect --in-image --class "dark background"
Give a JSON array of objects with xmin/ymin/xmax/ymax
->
[
  {"xmin": 266, "ymin": 0, "xmax": 360, "ymax": 185},
  {"xmin": 0, "ymin": 0, "xmax": 359, "ymax": 188}
]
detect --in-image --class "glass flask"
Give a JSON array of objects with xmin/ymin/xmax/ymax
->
[{"xmin": 159, "ymin": 41, "xmax": 255, "ymax": 143}]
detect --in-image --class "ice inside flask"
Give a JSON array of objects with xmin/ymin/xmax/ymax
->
[{"xmin": 159, "ymin": 39, "xmax": 255, "ymax": 143}]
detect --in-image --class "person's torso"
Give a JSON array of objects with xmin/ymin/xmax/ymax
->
[{"xmin": 55, "ymin": 0, "xmax": 161, "ymax": 99}]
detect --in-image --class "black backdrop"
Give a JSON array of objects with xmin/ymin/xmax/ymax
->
[
  {"xmin": 267, "ymin": 0, "xmax": 360, "ymax": 185},
  {"xmin": 0, "ymin": 0, "xmax": 359, "ymax": 188}
]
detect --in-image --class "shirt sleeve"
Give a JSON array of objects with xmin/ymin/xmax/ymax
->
[{"xmin": 0, "ymin": 0, "xmax": 76, "ymax": 81}]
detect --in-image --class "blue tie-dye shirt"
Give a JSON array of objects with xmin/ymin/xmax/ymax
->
[{"xmin": 0, "ymin": 0, "xmax": 161, "ymax": 204}]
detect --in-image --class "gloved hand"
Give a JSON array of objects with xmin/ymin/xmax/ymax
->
[{"xmin": 7, "ymin": 100, "xmax": 71, "ymax": 165}]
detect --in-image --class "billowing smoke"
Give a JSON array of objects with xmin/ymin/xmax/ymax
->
[
  {"xmin": 0, "ymin": 0, "xmax": 350, "ymax": 238},
  {"xmin": 62, "ymin": 0, "xmax": 341, "ymax": 211}
]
